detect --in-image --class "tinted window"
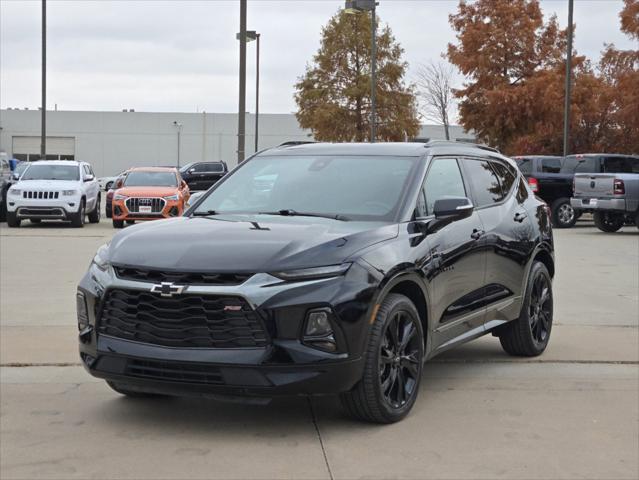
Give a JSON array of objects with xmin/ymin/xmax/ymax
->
[
  {"xmin": 420, "ymin": 158, "xmax": 466, "ymax": 217},
  {"xmin": 602, "ymin": 156, "xmax": 639, "ymax": 174},
  {"xmin": 193, "ymin": 162, "xmax": 224, "ymax": 173},
  {"xmin": 22, "ymin": 164, "xmax": 80, "ymax": 181},
  {"xmin": 490, "ymin": 161, "xmax": 517, "ymax": 199},
  {"xmin": 124, "ymin": 171, "xmax": 178, "ymax": 187},
  {"xmin": 194, "ymin": 155, "xmax": 419, "ymax": 222},
  {"xmin": 514, "ymin": 158, "xmax": 532, "ymax": 174},
  {"xmin": 541, "ymin": 158, "xmax": 562, "ymax": 173},
  {"xmin": 561, "ymin": 156, "xmax": 598, "ymax": 173},
  {"xmin": 516, "ymin": 176, "xmax": 530, "ymax": 203},
  {"xmin": 462, "ymin": 159, "xmax": 502, "ymax": 207}
]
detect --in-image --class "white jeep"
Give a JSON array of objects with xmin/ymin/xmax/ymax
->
[{"xmin": 6, "ymin": 161, "xmax": 101, "ymax": 228}]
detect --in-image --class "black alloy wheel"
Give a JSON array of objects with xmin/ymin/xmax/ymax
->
[
  {"xmin": 379, "ymin": 311, "xmax": 422, "ymax": 409},
  {"xmin": 593, "ymin": 211, "xmax": 624, "ymax": 233},
  {"xmin": 528, "ymin": 272, "xmax": 552, "ymax": 344}
]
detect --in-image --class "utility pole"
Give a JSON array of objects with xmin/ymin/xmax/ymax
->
[
  {"xmin": 370, "ymin": 4, "xmax": 377, "ymax": 143},
  {"xmin": 562, "ymin": 0, "xmax": 574, "ymax": 157},
  {"xmin": 41, "ymin": 0, "xmax": 47, "ymax": 159},
  {"xmin": 255, "ymin": 33, "xmax": 260, "ymax": 153},
  {"xmin": 237, "ymin": 0, "xmax": 247, "ymax": 163}
]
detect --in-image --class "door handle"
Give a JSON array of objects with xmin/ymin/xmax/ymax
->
[
  {"xmin": 470, "ymin": 229, "xmax": 485, "ymax": 240},
  {"xmin": 514, "ymin": 212, "xmax": 528, "ymax": 223}
]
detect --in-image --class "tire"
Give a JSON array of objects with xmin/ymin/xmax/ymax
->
[
  {"xmin": 593, "ymin": 211, "xmax": 624, "ymax": 233},
  {"xmin": 6, "ymin": 212, "xmax": 20, "ymax": 228},
  {"xmin": 30, "ymin": 219, "xmax": 41, "ymax": 224},
  {"xmin": 88, "ymin": 195, "xmax": 101, "ymax": 224},
  {"xmin": 126, "ymin": 220, "xmax": 135, "ymax": 225},
  {"xmin": 550, "ymin": 197, "xmax": 577, "ymax": 228},
  {"xmin": 112, "ymin": 219, "xmax": 124, "ymax": 229},
  {"xmin": 105, "ymin": 181, "xmax": 113, "ymax": 191},
  {"xmin": 70, "ymin": 200, "xmax": 85, "ymax": 228},
  {"xmin": 499, "ymin": 262, "xmax": 553, "ymax": 357},
  {"xmin": 105, "ymin": 203, "xmax": 112, "ymax": 218},
  {"xmin": 0, "ymin": 189, "xmax": 7, "ymax": 222},
  {"xmin": 106, "ymin": 381, "xmax": 164, "ymax": 398},
  {"xmin": 340, "ymin": 293, "xmax": 424, "ymax": 424}
]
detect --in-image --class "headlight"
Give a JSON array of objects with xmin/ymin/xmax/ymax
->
[
  {"xmin": 163, "ymin": 194, "xmax": 179, "ymax": 201},
  {"xmin": 114, "ymin": 193, "xmax": 128, "ymax": 200},
  {"xmin": 62, "ymin": 190, "xmax": 77, "ymax": 196},
  {"xmin": 8, "ymin": 189, "xmax": 21, "ymax": 196},
  {"xmin": 271, "ymin": 263, "xmax": 351, "ymax": 281},
  {"xmin": 92, "ymin": 243, "xmax": 110, "ymax": 271}
]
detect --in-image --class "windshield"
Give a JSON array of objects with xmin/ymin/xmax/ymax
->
[
  {"xmin": 14, "ymin": 163, "xmax": 30, "ymax": 176},
  {"xmin": 192, "ymin": 155, "xmax": 419, "ymax": 221},
  {"xmin": 124, "ymin": 171, "xmax": 177, "ymax": 187},
  {"xmin": 22, "ymin": 164, "xmax": 79, "ymax": 181}
]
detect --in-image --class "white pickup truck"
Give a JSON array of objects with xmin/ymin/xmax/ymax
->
[
  {"xmin": 6, "ymin": 161, "xmax": 101, "ymax": 228},
  {"xmin": 571, "ymin": 168, "xmax": 639, "ymax": 232}
]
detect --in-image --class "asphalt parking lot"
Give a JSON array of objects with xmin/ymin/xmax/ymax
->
[{"xmin": 1, "ymin": 219, "xmax": 638, "ymax": 480}]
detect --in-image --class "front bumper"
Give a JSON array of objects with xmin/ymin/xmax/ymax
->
[
  {"xmin": 571, "ymin": 197, "xmax": 627, "ymax": 212},
  {"xmin": 7, "ymin": 196, "xmax": 81, "ymax": 218},
  {"xmin": 78, "ymin": 263, "xmax": 377, "ymax": 397},
  {"xmin": 112, "ymin": 198, "xmax": 183, "ymax": 221}
]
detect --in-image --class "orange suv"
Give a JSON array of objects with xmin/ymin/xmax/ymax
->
[{"xmin": 112, "ymin": 167, "xmax": 189, "ymax": 228}]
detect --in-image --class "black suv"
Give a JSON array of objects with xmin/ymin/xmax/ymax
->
[
  {"xmin": 78, "ymin": 142, "xmax": 555, "ymax": 423},
  {"xmin": 179, "ymin": 161, "xmax": 228, "ymax": 191}
]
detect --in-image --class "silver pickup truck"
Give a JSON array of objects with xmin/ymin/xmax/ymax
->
[{"xmin": 571, "ymin": 170, "xmax": 639, "ymax": 232}]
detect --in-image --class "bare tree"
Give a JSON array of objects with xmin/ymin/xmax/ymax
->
[{"xmin": 416, "ymin": 60, "xmax": 455, "ymax": 140}]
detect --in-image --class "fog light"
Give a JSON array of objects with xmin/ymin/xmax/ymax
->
[
  {"xmin": 305, "ymin": 310, "xmax": 332, "ymax": 337},
  {"xmin": 76, "ymin": 291, "xmax": 89, "ymax": 329}
]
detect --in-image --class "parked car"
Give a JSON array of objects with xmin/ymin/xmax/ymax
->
[
  {"xmin": 105, "ymin": 172, "xmax": 129, "ymax": 218},
  {"xmin": 179, "ymin": 161, "xmax": 228, "ymax": 191},
  {"xmin": 79, "ymin": 141, "xmax": 555, "ymax": 423},
  {"xmin": 111, "ymin": 167, "xmax": 190, "ymax": 228},
  {"xmin": 6, "ymin": 160, "xmax": 101, "ymax": 227},
  {"xmin": 571, "ymin": 165, "xmax": 639, "ymax": 232},
  {"xmin": 98, "ymin": 172, "xmax": 126, "ymax": 192},
  {"xmin": 513, "ymin": 155, "xmax": 580, "ymax": 228},
  {"xmin": 0, "ymin": 157, "xmax": 12, "ymax": 221}
]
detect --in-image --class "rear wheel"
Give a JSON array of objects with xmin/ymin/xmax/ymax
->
[
  {"xmin": 70, "ymin": 200, "xmax": 85, "ymax": 228},
  {"xmin": 106, "ymin": 381, "xmax": 164, "ymax": 398},
  {"xmin": 593, "ymin": 211, "xmax": 624, "ymax": 232},
  {"xmin": 551, "ymin": 198, "xmax": 577, "ymax": 228},
  {"xmin": 6, "ymin": 212, "xmax": 20, "ymax": 228},
  {"xmin": 88, "ymin": 196, "xmax": 101, "ymax": 223},
  {"xmin": 340, "ymin": 293, "xmax": 424, "ymax": 423},
  {"xmin": 499, "ymin": 262, "xmax": 553, "ymax": 356},
  {"xmin": 112, "ymin": 219, "xmax": 124, "ymax": 229}
]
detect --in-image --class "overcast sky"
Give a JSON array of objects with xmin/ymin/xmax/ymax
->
[{"xmin": 0, "ymin": 0, "xmax": 634, "ymax": 120}]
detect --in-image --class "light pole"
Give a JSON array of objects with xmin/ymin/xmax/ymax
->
[
  {"xmin": 41, "ymin": 0, "xmax": 46, "ymax": 159},
  {"xmin": 562, "ymin": 0, "xmax": 574, "ymax": 157},
  {"xmin": 173, "ymin": 121, "xmax": 183, "ymax": 168},
  {"xmin": 345, "ymin": 0, "xmax": 378, "ymax": 143},
  {"xmin": 238, "ymin": 31, "xmax": 260, "ymax": 153},
  {"xmin": 237, "ymin": 0, "xmax": 247, "ymax": 163}
]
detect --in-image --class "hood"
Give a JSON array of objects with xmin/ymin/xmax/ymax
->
[
  {"xmin": 108, "ymin": 215, "xmax": 398, "ymax": 273},
  {"xmin": 116, "ymin": 186, "xmax": 179, "ymax": 197},
  {"xmin": 14, "ymin": 179, "xmax": 80, "ymax": 190}
]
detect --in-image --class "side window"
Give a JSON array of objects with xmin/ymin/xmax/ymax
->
[
  {"xmin": 82, "ymin": 165, "xmax": 90, "ymax": 178},
  {"xmin": 490, "ymin": 161, "xmax": 517, "ymax": 199},
  {"xmin": 514, "ymin": 158, "xmax": 532, "ymax": 174},
  {"xmin": 603, "ymin": 157, "xmax": 639, "ymax": 174},
  {"xmin": 419, "ymin": 158, "xmax": 466, "ymax": 217},
  {"xmin": 462, "ymin": 159, "xmax": 502, "ymax": 208},
  {"xmin": 516, "ymin": 176, "xmax": 530, "ymax": 203},
  {"xmin": 541, "ymin": 158, "xmax": 561, "ymax": 173},
  {"xmin": 575, "ymin": 157, "xmax": 598, "ymax": 173}
]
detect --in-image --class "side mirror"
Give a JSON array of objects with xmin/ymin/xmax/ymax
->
[
  {"xmin": 188, "ymin": 168, "xmax": 196, "ymax": 174},
  {"xmin": 84, "ymin": 174, "xmax": 94, "ymax": 182},
  {"xmin": 433, "ymin": 197, "xmax": 474, "ymax": 221}
]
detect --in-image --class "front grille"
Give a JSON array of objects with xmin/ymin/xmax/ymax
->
[
  {"xmin": 23, "ymin": 191, "xmax": 59, "ymax": 199},
  {"xmin": 17, "ymin": 207, "xmax": 65, "ymax": 217},
  {"xmin": 98, "ymin": 289, "xmax": 268, "ymax": 348},
  {"xmin": 113, "ymin": 266, "xmax": 253, "ymax": 286},
  {"xmin": 125, "ymin": 358, "xmax": 224, "ymax": 385},
  {"xmin": 125, "ymin": 197, "xmax": 165, "ymax": 213}
]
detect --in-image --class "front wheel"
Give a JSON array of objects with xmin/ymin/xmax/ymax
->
[
  {"xmin": 593, "ymin": 211, "xmax": 624, "ymax": 232},
  {"xmin": 499, "ymin": 261, "xmax": 553, "ymax": 356},
  {"xmin": 6, "ymin": 212, "xmax": 20, "ymax": 228},
  {"xmin": 112, "ymin": 219, "xmax": 124, "ymax": 229},
  {"xmin": 340, "ymin": 293, "xmax": 424, "ymax": 423},
  {"xmin": 88, "ymin": 196, "xmax": 101, "ymax": 223},
  {"xmin": 70, "ymin": 200, "xmax": 85, "ymax": 228},
  {"xmin": 551, "ymin": 198, "xmax": 577, "ymax": 228}
]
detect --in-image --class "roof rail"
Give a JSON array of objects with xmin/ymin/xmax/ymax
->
[
  {"xmin": 423, "ymin": 139, "xmax": 500, "ymax": 154},
  {"xmin": 278, "ymin": 141, "xmax": 317, "ymax": 147}
]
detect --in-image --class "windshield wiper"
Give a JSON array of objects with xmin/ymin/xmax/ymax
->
[
  {"xmin": 258, "ymin": 209, "xmax": 349, "ymax": 221},
  {"xmin": 192, "ymin": 210, "xmax": 219, "ymax": 216}
]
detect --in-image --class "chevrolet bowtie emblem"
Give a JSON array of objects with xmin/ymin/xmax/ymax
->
[{"xmin": 150, "ymin": 282, "xmax": 186, "ymax": 298}]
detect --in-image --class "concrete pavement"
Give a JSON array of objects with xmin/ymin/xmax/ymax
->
[{"xmin": 1, "ymin": 219, "xmax": 638, "ymax": 479}]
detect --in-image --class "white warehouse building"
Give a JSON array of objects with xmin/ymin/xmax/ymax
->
[{"xmin": 0, "ymin": 109, "xmax": 475, "ymax": 177}]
